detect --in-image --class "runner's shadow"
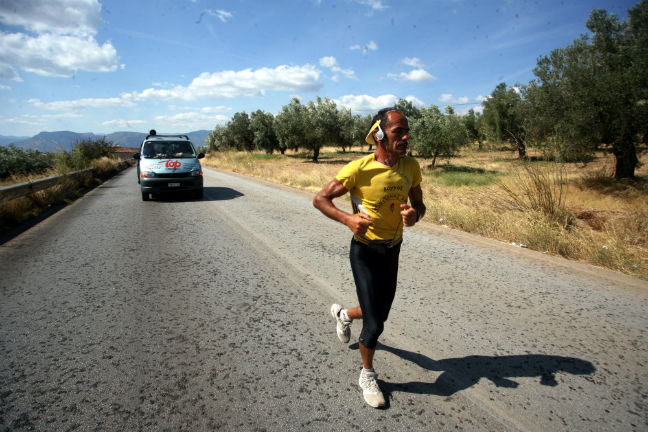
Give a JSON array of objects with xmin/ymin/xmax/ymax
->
[{"xmin": 349, "ymin": 342, "xmax": 595, "ymax": 397}]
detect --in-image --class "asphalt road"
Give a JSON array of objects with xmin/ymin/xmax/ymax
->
[{"xmin": 1, "ymin": 166, "xmax": 647, "ymax": 431}]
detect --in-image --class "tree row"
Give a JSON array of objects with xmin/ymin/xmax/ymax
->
[{"xmin": 205, "ymin": 1, "xmax": 647, "ymax": 179}]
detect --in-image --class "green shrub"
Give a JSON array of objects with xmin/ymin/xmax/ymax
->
[
  {"xmin": 55, "ymin": 137, "xmax": 116, "ymax": 171},
  {"xmin": 0, "ymin": 145, "xmax": 54, "ymax": 179}
]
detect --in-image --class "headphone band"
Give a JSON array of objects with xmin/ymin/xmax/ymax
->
[{"xmin": 365, "ymin": 120, "xmax": 384, "ymax": 145}]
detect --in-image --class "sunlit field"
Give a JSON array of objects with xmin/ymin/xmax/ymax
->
[{"xmin": 203, "ymin": 146, "xmax": 648, "ymax": 280}]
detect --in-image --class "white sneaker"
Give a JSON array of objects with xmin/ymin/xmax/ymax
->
[
  {"xmin": 330, "ymin": 303, "xmax": 351, "ymax": 343},
  {"xmin": 358, "ymin": 369, "xmax": 385, "ymax": 408}
]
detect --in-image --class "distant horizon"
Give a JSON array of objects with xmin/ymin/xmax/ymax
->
[
  {"xmin": 0, "ymin": 130, "xmax": 212, "ymax": 152},
  {"xmin": 0, "ymin": 129, "xmax": 212, "ymax": 140}
]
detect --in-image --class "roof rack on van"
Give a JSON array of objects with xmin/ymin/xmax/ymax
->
[{"xmin": 145, "ymin": 129, "xmax": 190, "ymax": 140}]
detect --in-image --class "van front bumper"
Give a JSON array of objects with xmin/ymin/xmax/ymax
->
[{"xmin": 140, "ymin": 176, "xmax": 203, "ymax": 193}]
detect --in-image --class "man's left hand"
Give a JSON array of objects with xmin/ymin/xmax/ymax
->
[{"xmin": 400, "ymin": 204, "xmax": 417, "ymax": 227}]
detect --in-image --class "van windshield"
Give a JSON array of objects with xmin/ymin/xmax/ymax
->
[{"xmin": 142, "ymin": 141, "xmax": 195, "ymax": 159}]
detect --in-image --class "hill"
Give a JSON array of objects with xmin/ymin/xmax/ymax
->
[
  {"xmin": 0, "ymin": 135, "xmax": 31, "ymax": 146},
  {"xmin": 4, "ymin": 130, "xmax": 210, "ymax": 152}
]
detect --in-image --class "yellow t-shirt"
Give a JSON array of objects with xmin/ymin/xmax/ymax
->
[{"xmin": 336, "ymin": 154, "xmax": 422, "ymax": 242}]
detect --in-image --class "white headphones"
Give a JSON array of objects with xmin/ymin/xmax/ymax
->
[
  {"xmin": 375, "ymin": 121, "xmax": 384, "ymax": 141},
  {"xmin": 365, "ymin": 119, "xmax": 385, "ymax": 144}
]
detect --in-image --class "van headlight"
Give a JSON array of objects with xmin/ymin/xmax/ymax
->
[
  {"xmin": 140, "ymin": 171, "xmax": 156, "ymax": 178},
  {"xmin": 190, "ymin": 169, "xmax": 202, "ymax": 177}
]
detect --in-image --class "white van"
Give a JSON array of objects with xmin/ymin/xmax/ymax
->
[{"xmin": 134, "ymin": 130, "xmax": 204, "ymax": 201}]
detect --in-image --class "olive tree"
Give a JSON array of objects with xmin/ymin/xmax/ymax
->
[
  {"xmin": 229, "ymin": 112, "xmax": 255, "ymax": 151},
  {"xmin": 481, "ymin": 83, "xmax": 527, "ymax": 158},
  {"xmin": 250, "ymin": 110, "xmax": 279, "ymax": 154},
  {"xmin": 394, "ymin": 98, "xmax": 422, "ymax": 122},
  {"xmin": 463, "ymin": 108, "xmax": 486, "ymax": 150},
  {"xmin": 411, "ymin": 105, "xmax": 469, "ymax": 167},
  {"xmin": 275, "ymin": 98, "xmax": 309, "ymax": 154},
  {"xmin": 353, "ymin": 114, "xmax": 373, "ymax": 150},
  {"xmin": 206, "ymin": 124, "xmax": 232, "ymax": 151},
  {"xmin": 523, "ymin": 1, "xmax": 647, "ymax": 178},
  {"xmin": 337, "ymin": 107, "xmax": 355, "ymax": 153}
]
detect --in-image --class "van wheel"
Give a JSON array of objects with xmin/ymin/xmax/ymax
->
[
  {"xmin": 195, "ymin": 189, "xmax": 203, "ymax": 199},
  {"xmin": 142, "ymin": 192, "xmax": 150, "ymax": 201}
]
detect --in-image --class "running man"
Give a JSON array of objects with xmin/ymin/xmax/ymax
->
[{"xmin": 313, "ymin": 108, "xmax": 426, "ymax": 408}]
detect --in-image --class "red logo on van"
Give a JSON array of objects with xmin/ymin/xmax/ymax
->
[{"xmin": 160, "ymin": 160, "xmax": 182, "ymax": 169}]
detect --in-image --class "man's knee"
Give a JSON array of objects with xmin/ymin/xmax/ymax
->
[{"xmin": 359, "ymin": 321, "xmax": 384, "ymax": 349}]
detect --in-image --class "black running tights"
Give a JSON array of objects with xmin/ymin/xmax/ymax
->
[{"xmin": 349, "ymin": 238, "xmax": 401, "ymax": 349}]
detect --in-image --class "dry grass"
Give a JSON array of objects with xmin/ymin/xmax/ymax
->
[
  {"xmin": 204, "ymin": 147, "xmax": 648, "ymax": 280},
  {"xmin": 0, "ymin": 158, "xmax": 130, "ymax": 230}
]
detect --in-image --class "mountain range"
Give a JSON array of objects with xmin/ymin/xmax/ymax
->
[{"xmin": 0, "ymin": 130, "xmax": 211, "ymax": 152}]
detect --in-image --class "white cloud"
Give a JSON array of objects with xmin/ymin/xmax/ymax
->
[
  {"xmin": 402, "ymin": 57, "xmax": 424, "ymax": 68},
  {"xmin": 388, "ymin": 68, "xmax": 436, "ymax": 83},
  {"xmin": 403, "ymin": 95, "xmax": 425, "ymax": 107},
  {"xmin": 0, "ymin": 116, "xmax": 38, "ymax": 127},
  {"xmin": 350, "ymin": 40, "xmax": 378, "ymax": 54},
  {"xmin": 0, "ymin": 0, "xmax": 119, "ymax": 79},
  {"xmin": 0, "ymin": 63, "xmax": 21, "ymax": 81},
  {"xmin": 0, "ymin": 32, "xmax": 118, "ymax": 77},
  {"xmin": 334, "ymin": 94, "xmax": 400, "ymax": 114},
  {"xmin": 354, "ymin": 0, "xmax": 388, "ymax": 13},
  {"xmin": 29, "ymin": 97, "xmax": 135, "ymax": 110},
  {"xmin": 152, "ymin": 111, "xmax": 230, "ymax": 130},
  {"xmin": 123, "ymin": 64, "xmax": 322, "ymax": 101},
  {"xmin": 152, "ymin": 81, "xmax": 177, "ymax": 89},
  {"xmin": 28, "ymin": 64, "xmax": 321, "ymax": 118},
  {"xmin": 319, "ymin": 56, "xmax": 356, "ymax": 80},
  {"xmin": 0, "ymin": 0, "xmax": 103, "ymax": 36},
  {"xmin": 0, "ymin": 111, "xmax": 82, "ymax": 129},
  {"xmin": 319, "ymin": 56, "xmax": 337, "ymax": 68},
  {"xmin": 197, "ymin": 9, "xmax": 233, "ymax": 23},
  {"xmin": 438, "ymin": 94, "xmax": 470, "ymax": 104},
  {"xmin": 0, "ymin": 84, "xmax": 10, "ymax": 90},
  {"xmin": 365, "ymin": 41, "xmax": 378, "ymax": 52},
  {"xmin": 334, "ymin": 94, "xmax": 426, "ymax": 115},
  {"xmin": 201, "ymin": 105, "xmax": 231, "ymax": 114},
  {"xmin": 30, "ymin": 111, "xmax": 83, "ymax": 120},
  {"xmin": 101, "ymin": 119, "xmax": 146, "ymax": 128}
]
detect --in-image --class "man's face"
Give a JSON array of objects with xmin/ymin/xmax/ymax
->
[{"xmin": 381, "ymin": 111, "xmax": 410, "ymax": 157}]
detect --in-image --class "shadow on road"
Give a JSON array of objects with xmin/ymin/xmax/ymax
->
[
  {"xmin": 150, "ymin": 187, "xmax": 244, "ymax": 202},
  {"xmin": 349, "ymin": 342, "xmax": 596, "ymax": 398},
  {"xmin": 205, "ymin": 187, "xmax": 244, "ymax": 200}
]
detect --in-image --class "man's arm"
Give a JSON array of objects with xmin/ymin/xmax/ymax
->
[
  {"xmin": 400, "ymin": 185, "xmax": 426, "ymax": 227},
  {"xmin": 313, "ymin": 179, "xmax": 372, "ymax": 236}
]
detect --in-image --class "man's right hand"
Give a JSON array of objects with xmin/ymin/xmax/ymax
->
[{"xmin": 345, "ymin": 213, "xmax": 372, "ymax": 237}]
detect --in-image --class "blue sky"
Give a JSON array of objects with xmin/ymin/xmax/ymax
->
[{"xmin": 0, "ymin": 0, "xmax": 638, "ymax": 137}]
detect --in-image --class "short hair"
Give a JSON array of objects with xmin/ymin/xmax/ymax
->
[{"xmin": 370, "ymin": 107, "xmax": 405, "ymax": 129}]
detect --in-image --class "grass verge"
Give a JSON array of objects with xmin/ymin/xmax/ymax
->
[
  {"xmin": 204, "ymin": 148, "xmax": 647, "ymax": 280},
  {"xmin": 0, "ymin": 158, "xmax": 132, "ymax": 231}
]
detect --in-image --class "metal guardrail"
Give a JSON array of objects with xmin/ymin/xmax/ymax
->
[
  {"xmin": 0, "ymin": 161, "xmax": 134, "ymax": 203},
  {"xmin": 0, "ymin": 168, "xmax": 95, "ymax": 203}
]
